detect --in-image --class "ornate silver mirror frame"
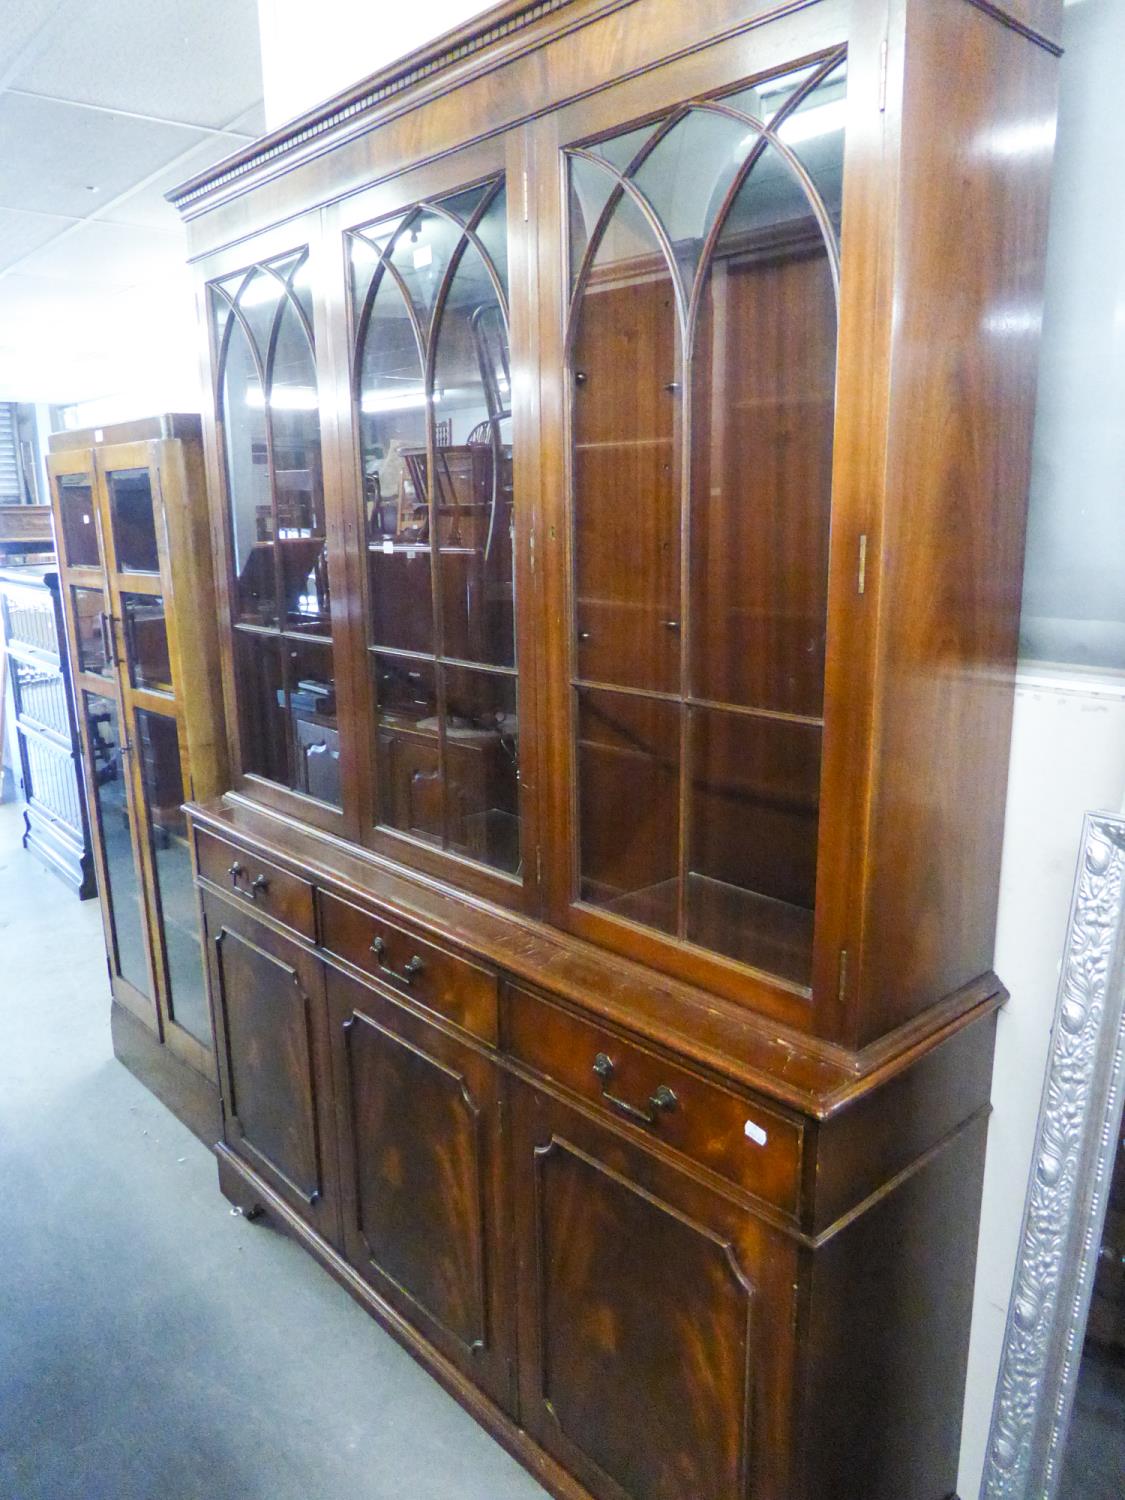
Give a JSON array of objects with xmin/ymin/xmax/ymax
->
[{"xmin": 981, "ymin": 811, "xmax": 1125, "ymax": 1499}]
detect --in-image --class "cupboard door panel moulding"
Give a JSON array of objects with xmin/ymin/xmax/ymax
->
[
  {"xmin": 172, "ymin": 1, "xmax": 1064, "ymax": 1496},
  {"xmin": 326, "ymin": 967, "xmax": 515, "ymax": 1411}
]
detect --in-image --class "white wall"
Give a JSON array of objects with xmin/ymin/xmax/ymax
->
[
  {"xmin": 256, "ymin": 0, "xmax": 494, "ymax": 129},
  {"xmin": 958, "ymin": 671, "xmax": 1125, "ymax": 1496}
]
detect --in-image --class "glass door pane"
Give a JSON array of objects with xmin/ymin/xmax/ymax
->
[
  {"xmin": 211, "ymin": 246, "xmax": 343, "ymax": 813},
  {"xmin": 121, "ymin": 592, "xmax": 172, "ymax": 693},
  {"xmin": 350, "ymin": 178, "xmax": 521, "ymax": 877},
  {"xmin": 135, "ymin": 710, "xmax": 211, "ymax": 1048},
  {"xmin": 82, "ymin": 691, "xmax": 151, "ymax": 999},
  {"xmin": 107, "ymin": 468, "xmax": 160, "ymax": 573},
  {"xmin": 71, "ymin": 586, "xmax": 114, "ymax": 679},
  {"xmin": 566, "ymin": 51, "xmax": 846, "ymax": 988},
  {"xmin": 56, "ymin": 473, "xmax": 100, "ymax": 567}
]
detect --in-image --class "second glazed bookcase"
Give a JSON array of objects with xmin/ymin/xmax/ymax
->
[{"xmin": 48, "ymin": 416, "xmax": 227, "ymax": 1138}]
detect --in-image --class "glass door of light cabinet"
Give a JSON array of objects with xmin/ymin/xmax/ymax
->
[
  {"xmin": 543, "ymin": 42, "xmax": 850, "ymax": 1016},
  {"xmin": 48, "ymin": 445, "xmax": 160, "ymax": 1028},
  {"xmin": 93, "ymin": 440, "xmax": 215, "ymax": 1077}
]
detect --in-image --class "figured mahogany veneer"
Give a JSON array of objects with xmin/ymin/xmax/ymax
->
[
  {"xmin": 506, "ymin": 985, "xmax": 805, "ymax": 1218},
  {"xmin": 173, "ymin": 0, "xmax": 1063, "ymax": 1495},
  {"xmin": 196, "ymin": 827, "xmax": 316, "ymax": 940},
  {"xmin": 319, "ymin": 888, "xmax": 500, "ymax": 1043}
]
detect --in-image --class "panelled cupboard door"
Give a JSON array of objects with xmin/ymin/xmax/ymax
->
[
  {"xmin": 201, "ymin": 892, "xmax": 341, "ymax": 1247},
  {"xmin": 324, "ymin": 968, "xmax": 514, "ymax": 1411},
  {"xmin": 511, "ymin": 1081, "xmax": 799, "ymax": 1500}
]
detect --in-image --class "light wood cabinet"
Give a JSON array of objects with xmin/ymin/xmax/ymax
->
[
  {"xmin": 47, "ymin": 417, "xmax": 226, "ymax": 1138},
  {"xmin": 173, "ymin": 1, "xmax": 1064, "ymax": 1494}
]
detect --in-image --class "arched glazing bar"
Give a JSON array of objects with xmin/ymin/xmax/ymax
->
[
  {"xmin": 348, "ymin": 177, "xmax": 522, "ymax": 877},
  {"xmin": 209, "ymin": 249, "xmax": 341, "ymax": 806},
  {"xmin": 564, "ymin": 49, "xmax": 847, "ymax": 986},
  {"xmin": 566, "ymin": 47, "xmax": 845, "ymax": 338}
]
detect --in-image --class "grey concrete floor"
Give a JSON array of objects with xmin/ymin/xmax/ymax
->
[{"xmin": 0, "ymin": 798, "xmax": 548, "ymax": 1500}]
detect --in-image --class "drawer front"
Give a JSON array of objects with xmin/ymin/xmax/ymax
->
[
  {"xmin": 319, "ymin": 890, "xmax": 498, "ymax": 1044},
  {"xmin": 507, "ymin": 987, "xmax": 803, "ymax": 1216},
  {"xmin": 195, "ymin": 829, "xmax": 316, "ymax": 942}
]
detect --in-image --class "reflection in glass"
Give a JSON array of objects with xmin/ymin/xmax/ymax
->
[
  {"xmin": 83, "ymin": 692, "xmax": 150, "ymax": 998},
  {"xmin": 433, "ymin": 245, "xmax": 514, "ymax": 668},
  {"xmin": 57, "ymin": 475, "xmax": 99, "ymax": 567},
  {"xmin": 690, "ymin": 145, "xmax": 837, "ymax": 718},
  {"xmin": 108, "ymin": 469, "xmax": 160, "ymax": 573},
  {"xmin": 577, "ymin": 688, "xmax": 679, "ymax": 934},
  {"xmin": 219, "ymin": 307, "xmax": 274, "ymax": 625},
  {"xmin": 212, "ymin": 248, "xmax": 340, "ymax": 806},
  {"xmin": 443, "ymin": 667, "xmax": 519, "ymax": 872},
  {"xmin": 72, "ymin": 586, "xmax": 112, "ymax": 677},
  {"xmin": 687, "ymin": 707, "xmax": 819, "ymax": 985},
  {"xmin": 135, "ymin": 710, "xmax": 211, "ymax": 1047},
  {"xmin": 566, "ymin": 51, "xmax": 844, "ymax": 983},
  {"xmin": 352, "ymin": 179, "xmax": 520, "ymax": 877},
  {"xmin": 121, "ymin": 593, "xmax": 172, "ymax": 694},
  {"xmin": 271, "ymin": 294, "xmax": 328, "ymax": 633},
  {"xmin": 630, "ymin": 108, "xmax": 750, "ymax": 285},
  {"xmin": 571, "ymin": 181, "xmax": 682, "ymax": 693},
  {"xmin": 729, "ymin": 58, "xmax": 847, "ymax": 232},
  {"xmin": 233, "ymin": 630, "xmax": 288, "ymax": 785},
  {"xmin": 373, "ymin": 653, "xmax": 441, "ymax": 844},
  {"xmin": 369, "ymin": 546, "xmax": 433, "ymax": 654},
  {"xmin": 389, "ymin": 207, "xmax": 463, "ymax": 325},
  {"xmin": 285, "ymin": 636, "xmax": 340, "ymax": 806}
]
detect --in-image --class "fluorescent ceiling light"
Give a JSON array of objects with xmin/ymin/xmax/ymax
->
[
  {"xmin": 245, "ymin": 385, "xmax": 318, "ymax": 410},
  {"xmin": 777, "ymin": 99, "xmax": 848, "ymax": 145},
  {"xmin": 360, "ymin": 388, "xmax": 441, "ymax": 414}
]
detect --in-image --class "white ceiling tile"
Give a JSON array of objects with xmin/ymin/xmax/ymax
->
[
  {"xmin": 0, "ymin": 207, "xmax": 79, "ymax": 273},
  {"xmin": 224, "ymin": 101, "xmax": 267, "ymax": 136},
  {"xmin": 0, "ymin": 93, "xmax": 210, "ymax": 217},
  {"xmin": 96, "ymin": 132, "xmax": 257, "ymax": 231},
  {"xmin": 9, "ymin": 0, "xmax": 264, "ymax": 130},
  {"xmin": 11, "ymin": 218, "xmax": 187, "ymax": 288},
  {"xmin": 0, "ymin": 0, "xmax": 67, "ymax": 84}
]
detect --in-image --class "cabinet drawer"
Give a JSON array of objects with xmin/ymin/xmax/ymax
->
[
  {"xmin": 319, "ymin": 890, "xmax": 498, "ymax": 1044},
  {"xmin": 507, "ymin": 987, "xmax": 803, "ymax": 1217},
  {"xmin": 195, "ymin": 829, "xmax": 315, "ymax": 942}
]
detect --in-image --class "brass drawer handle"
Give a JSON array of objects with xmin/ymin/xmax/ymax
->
[
  {"xmin": 249, "ymin": 874, "xmax": 270, "ymax": 900},
  {"xmin": 592, "ymin": 1052, "xmax": 677, "ymax": 1127},
  {"xmin": 368, "ymin": 934, "xmax": 424, "ymax": 986},
  {"xmin": 227, "ymin": 861, "xmax": 243, "ymax": 889}
]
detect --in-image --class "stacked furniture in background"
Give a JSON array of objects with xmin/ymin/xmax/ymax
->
[{"xmin": 0, "ymin": 564, "xmax": 96, "ymax": 896}]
